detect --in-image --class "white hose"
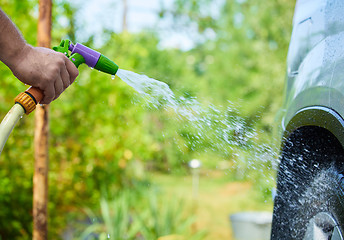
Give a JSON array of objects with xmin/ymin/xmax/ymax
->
[{"xmin": 0, "ymin": 104, "xmax": 25, "ymax": 156}]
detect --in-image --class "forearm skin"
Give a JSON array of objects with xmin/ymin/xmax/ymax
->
[{"xmin": 0, "ymin": 9, "xmax": 27, "ymax": 70}]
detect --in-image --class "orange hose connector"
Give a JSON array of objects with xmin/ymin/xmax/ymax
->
[
  {"xmin": 14, "ymin": 92, "xmax": 37, "ymax": 115},
  {"xmin": 14, "ymin": 87, "xmax": 44, "ymax": 115}
]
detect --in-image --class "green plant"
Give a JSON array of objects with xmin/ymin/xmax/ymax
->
[
  {"xmin": 135, "ymin": 190, "xmax": 192, "ymax": 239},
  {"xmin": 80, "ymin": 190, "xmax": 140, "ymax": 240},
  {"xmin": 79, "ymin": 188, "xmax": 205, "ymax": 240}
]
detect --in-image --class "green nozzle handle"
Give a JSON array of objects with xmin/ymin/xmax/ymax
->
[
  {"xmin": 69, "ymin": 53, "xmax": 85, "ymax": 68},
  {"xmin": 53, "ymin": 40, "xmax": 86, "ymax": 68}
]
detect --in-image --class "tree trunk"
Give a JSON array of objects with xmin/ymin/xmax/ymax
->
[
  {"xmin": 33, "ymin": 0, "xmax": 52, "ymax": 239},
  {"xmin": 122, "ymin": 0, "xmax": 128, "ymax": 32}
]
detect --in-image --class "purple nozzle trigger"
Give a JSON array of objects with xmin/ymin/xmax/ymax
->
[{"xmin": 68, "ymin": 42, "xmax": 101, "ymax": 68}]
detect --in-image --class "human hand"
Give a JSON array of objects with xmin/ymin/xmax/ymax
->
[{"xmin": 8, "ymin": 44, "xmax": 79, "ymax": 104}]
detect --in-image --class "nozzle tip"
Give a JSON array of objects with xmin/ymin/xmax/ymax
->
[{"xmin": 94, "ymin": 54, "xmax": 119, "ymax": 75}]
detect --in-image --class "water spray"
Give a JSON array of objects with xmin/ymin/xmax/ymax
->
[{"xmin": 0, "ymin": 39, "xmax": 119, "ymax": 155}]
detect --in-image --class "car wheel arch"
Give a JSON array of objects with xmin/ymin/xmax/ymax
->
[{"xmin": 281, "ymin": 106, "xmax": 344, "ymax": 157}]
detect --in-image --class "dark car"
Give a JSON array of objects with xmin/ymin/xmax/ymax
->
[{"xmin": 271, "ymin": 0, "xmax": 344, "ymax": 239}]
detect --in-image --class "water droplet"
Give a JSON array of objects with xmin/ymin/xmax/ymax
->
[
  {"xmin": 111, "ymin": 75, "xmax": 116, "ymax": 80},
  {"xmin": 90, "ymin": 67, "xmax": 94, "ymax": 70}
]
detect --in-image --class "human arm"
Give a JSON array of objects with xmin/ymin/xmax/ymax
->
[{"xmin": 0, "ymin": 9, "xmax": 79, "ymax": 104}]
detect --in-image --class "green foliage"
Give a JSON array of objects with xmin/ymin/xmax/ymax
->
[
  {"xmin": 77, "ymin": 187, "xmax": 205, "ymax": 240},
  {"xmin": 0, "ymin": 169, "xmax": 32, "ymax": 239},
  {"xmin": 170, "ymin": 0, "xmax": 295, "ymax": 130}
]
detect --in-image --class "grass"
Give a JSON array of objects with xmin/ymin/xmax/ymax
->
[
  {"xmin": 79, "ymin": 184, "xmax": 206, "ymax": 240},
  {"xmin": 78, "ymin": 169, "xmax": 274, "ymax": 240},
  {"xmin": 149, "ymin": 170, "xmax": 274, "ymax": 240}
]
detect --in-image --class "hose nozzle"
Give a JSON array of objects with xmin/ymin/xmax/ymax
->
[
  {"xmin": 54, "ymin": 40, "xmax": 119, "ymax": 75},
  {"xmin": 15, "ymin": 40, "xmax": 120, "ymax": 114}
]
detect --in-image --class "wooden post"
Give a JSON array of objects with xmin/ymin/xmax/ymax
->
[
  {"xmin": 122, "ymin": 0, "xmax": 128, "ymax": 32},
  {"xmin": 33, "ymin": 0, "xmax": 51, "ymax": 239}
]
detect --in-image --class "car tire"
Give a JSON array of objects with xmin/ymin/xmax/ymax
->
[{"xmin": 271, "ymin": 127, "xmax": 344, "ymax": 239}]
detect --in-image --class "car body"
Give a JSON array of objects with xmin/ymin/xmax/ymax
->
[{"xmin": 279, "ymin": 0, "xmax": 344, "ymax": 145}]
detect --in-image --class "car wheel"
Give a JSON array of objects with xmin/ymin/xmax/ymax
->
[{"xmin": 271, "ymin": 127, "xmax": 344, "ymax": 239}]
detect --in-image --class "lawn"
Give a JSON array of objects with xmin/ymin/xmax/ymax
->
[{"xmin": 150, "ymin": 170, "xmax": 274, "ymax": 240}]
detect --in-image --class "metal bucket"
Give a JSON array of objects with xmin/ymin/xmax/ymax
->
[{"xmin": 230, "ymin": 212, "xmax": 272, "ymax": 240}]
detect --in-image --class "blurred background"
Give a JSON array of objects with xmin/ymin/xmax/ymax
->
[{"xmin": 0, "ymin": 0, "xmax": 295, "ymax": 239}]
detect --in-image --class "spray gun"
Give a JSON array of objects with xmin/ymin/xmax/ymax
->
[
  {"xmin": 0, "ymin": 40, "xmax": 119, "ymax": 155},
  {"xmin": 14, "ymin": 39, "xmax": 119, "ymax": 115}
]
